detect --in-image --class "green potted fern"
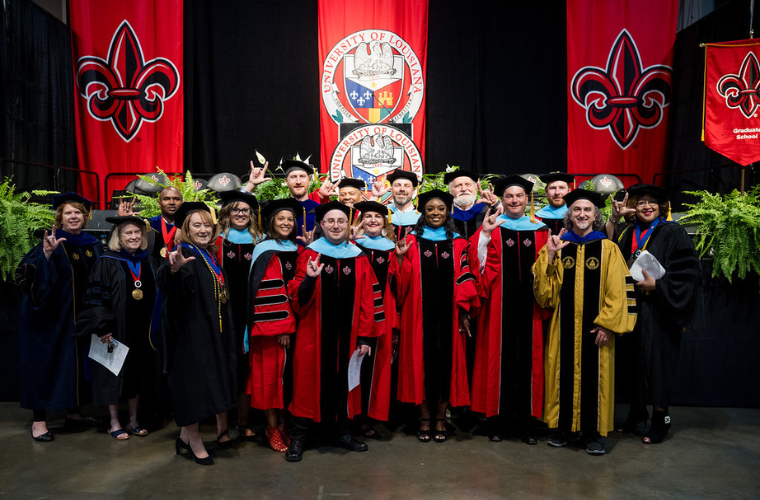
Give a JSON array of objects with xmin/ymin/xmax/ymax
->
[{"xmin": 0, "ymin": 177, "xmax": 57, "ymax": 280}]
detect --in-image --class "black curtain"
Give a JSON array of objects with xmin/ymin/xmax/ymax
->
[
  {"xmin": 667, "ymin": 0, "xmax": 760, "ymax": 210},
  {"xmin": 0, "ymin": 0, "xmax": 77, "ymax": 193},
  {"xmin": 184, "ymin": 0, "xmax": 321, "ymax": 177},
  {"xmin": 184, "ymin": 0, "xmax": 566, "ymax": 178}
]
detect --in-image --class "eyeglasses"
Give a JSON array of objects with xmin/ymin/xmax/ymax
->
[
  {"xmin": 230, "ymin": 208, "xmax": 251, "ymax": 215},
  {"xmin": 635, "ymin": 200, "xmax": 657, "ymax": 208},
  {"xmin": 323, "ymin": 219, "xmax": 348, "ymax": 226}
]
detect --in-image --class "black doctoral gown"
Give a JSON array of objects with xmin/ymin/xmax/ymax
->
[
  {"xmin": 77, "ymin": 251, "xmax": 159, "ymax": 406},
  {"xmin": 158, "ymin": 245, "xmax": 237, "ymax": 426},
  {"xmin": 16, "ymin": 236, "xmax": 102, "ymax": 410},
  {"xmin": 221, "ymin": 238, "xmax": 256, "ymax": 389},
  {"xmin": 614, "ymin": 221, "xmax": 703, "ymax": 408}
]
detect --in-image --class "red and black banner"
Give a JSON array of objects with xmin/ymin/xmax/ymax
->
[
  {"xmin": 318, "ymin": 0, "xmax": 428, "ymax": 193},
  {"xmin": 703, "ymin": 39, "xmax": 760, "ymax": 166},
  {"xmin": 567, "ymin": 0, "xmax": 678, "ymax": 185},
  {"xmin": 70, "ymin": 0, "xmax": 183, "ymax": 204}
]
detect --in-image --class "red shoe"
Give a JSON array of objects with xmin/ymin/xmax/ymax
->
[
  {"xmin": 279, "ymin": 423, "xmax": 291, "ymax": 446},
  {"xmin": 266, "ymin": 426, "xmax": 287, "ymax": 452}
]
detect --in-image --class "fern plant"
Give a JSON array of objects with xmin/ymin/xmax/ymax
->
[
  {"xmin": 251, "ymin": 153, "xmax": 328, "ymax": 201},
  {"xmin": 0, "ymin": 177, "xmax": 57, "ymax": 279},
  {"xmin": 418, "ymin": 165, "xmax": 500, "ymax": 200},
  {"xmin": 123, "ymin": 167, "xmax": 219, "ymax": 218},
  {"xmin": 680, "ymin": 186, "xmax": 760, "ymax": 283}
]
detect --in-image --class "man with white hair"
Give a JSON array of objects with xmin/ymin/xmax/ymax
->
[
  {"xmin": 532, "ymin": 189, "xmax": 637, "ymax": 455},
  {"xmin": 445, "ymin": 169, "xmax": 499, "ymax": 240}
]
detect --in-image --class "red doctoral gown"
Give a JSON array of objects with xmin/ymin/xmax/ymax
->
[
  {"xmin": 471, "ymin": 223, "xmax": 549, "ymax": 418},
  {"xmin": 397, "ymin": 234, "xmax": 479, "ymax": 407},
  {"xmin": 287, "ymin": 248, "xmax": 384, "ymax": 422}
]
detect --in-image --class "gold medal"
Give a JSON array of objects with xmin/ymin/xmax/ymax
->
[
  {"xmin": 132, "ymin": 289, "xmax": 144, "ymax": 300},
  {"xmin": 72, "ymin": 253, "xmax": 80, "ymax": 260},
  {"xmin": 160, "ymin": 247, "xmax": 167, "ymax": 258},
  {"xmin": 220, "ymin": 288, "xmax": 228, "ymax": 304},
  {"xmin": 85, "ymin": 249, "xmax": 93, "ymax": 258}
]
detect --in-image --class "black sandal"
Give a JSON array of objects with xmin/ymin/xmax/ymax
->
[
  {"xmin": 643, "ymin": 410, "xmax": 671, "ymax": 444},
  {"xmin": 433, "ymin": 418, "xmax": 448, "ymax": 443},
  {"xmin": 216, "ymin": 429, "xmax": 233, "ymax": 449},
  {"xmin": 417, "ymin": 418, "xmax": 431, "ymax": 443},
  {"xmin": 236, "ymin": 424, "xmax": 256, "ymax": 442}
]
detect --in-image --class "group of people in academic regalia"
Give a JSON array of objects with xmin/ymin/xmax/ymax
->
[{"xmin": 15, "ymin": 161, "xmax": 703, "ymax": 464}]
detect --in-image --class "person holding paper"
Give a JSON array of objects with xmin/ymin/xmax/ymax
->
[
  {"xmin": 351, "ymin": 201, "xmax": 398, "ymax": 436},
  {"xmin": 607, "ymin": 184, "xmax": 703, "ymax": 445},
  {"xmin": 285, "ymin": 201, "xmax": 383, "ymax": 462},
  {"xmin": 395, "ymin": 190, "xmax": 479, "ymax": 444},
  {"xmin": 159, "ymin": 203, "xmax": 237, "ymax": 466},
  {"xmin": 246, "ymin": 198, "xmax": 302, "ymax": 453},
  {"xmin": 533, "ymin": 189, "xmax": 637, "ymax": 455},
  {"xmin": 16, "ymin": 193, "xmax": 103, "ymax": 442},
  {"xmin": 78, "ymin": 216, "xmax": 159, "ymax": 440}
]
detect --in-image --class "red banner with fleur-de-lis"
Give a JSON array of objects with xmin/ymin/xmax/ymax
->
[
  {"xmin": 70, "ymin": 0, "xmax": 183, "ymax": 205},
  {"xmin": 567, "ymin": 0, "xmax": 678, "ymax": 186},
  {"xmin": 703, "ymin": 39, "xmax": 760, "ymax": 167}
]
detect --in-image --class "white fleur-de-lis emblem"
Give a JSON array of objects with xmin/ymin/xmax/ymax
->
[
  {"xmin": 423, "ymin": 250, "xmax": 433, "ymax": 257},
  {"xmin": 523, "ymin": 239, "xmax": 532, "ymax": 247},
  {"xmin": 506, "ymin": 239, "xmax": 515, "ymax": 247}
]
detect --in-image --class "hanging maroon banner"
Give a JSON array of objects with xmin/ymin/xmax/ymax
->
[
  {"xmin": 70, "ymin": 0, "xmax": 183, "ymax": 205},
  {"xmin": 703, "ymin": 39, "xmax": 760, "ymax": 166},
  {"xmin": 319, "ymin": 0, "xmax": 427, "ymax": 193},
  {"xmin": 567, "ymin": 0, "xmax": 678, "ymax": 186}
]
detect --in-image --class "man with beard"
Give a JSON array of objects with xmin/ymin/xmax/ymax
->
[
  {"xmin": 445, "ymin": 170, "xmax": 499, "ymax": 240},
  {"xmin": 374, "ymin": 169, "xmax": 421, "ymax": 240},
  {"xmin": 285, "ymin": 201, "xmax": 384, "ymax": 462},
  {"xmin": 119, "ymin": 186, "xmax": 183, "ymax": 260},
  {"xmin": 471, "ymin": 175, "xmax": 548, "ymax": 444},
  {"xmin": 533, "ymin": 189, "xmax": 637, "ymax": 455},
  {"xmin": 536, "ymin": 173, "xmax": 575, "ymax": 235}
]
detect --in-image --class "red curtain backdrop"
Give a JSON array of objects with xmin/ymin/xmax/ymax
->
[
  {"xmin": 567, "ymin": 0, "xmax": 678, "ymax": 186},
  {"xmin": 703, "ymin": 39, "xmax": 760, "ymax": 167},
  {"xmin": 69, "ymin": 0, "xmax": 183, "ymax": 205},
  {"xmin": 318, "ymin": 0, "xmax": 428, "ymax": 186}
]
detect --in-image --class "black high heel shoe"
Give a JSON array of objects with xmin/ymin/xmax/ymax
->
[
  {"xmin": 616, "ymin": 405, "xmax": 649, "ymax": 433},
  {"xmin": 175, "ymin": 437, "xmax": 189, "ymax": 455},
  {"xmin": 643, "ymin": 410, "xmax": 671, "ymax": 444},
  {"xmin": 187, "ymin": 444, "xmax": 215, "ymax": 466},
  {"xmin": 432, "ymin": 418, "xmax": 448, "ymax": 443}
]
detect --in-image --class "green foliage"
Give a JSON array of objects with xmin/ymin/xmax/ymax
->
[
  {"xmin": 251, "ymin": 155, "xmax": 328, "ymax": 201},
  {"xmin": 680, "ymin": 186, "xmax": 760, "ymax": 283},
  {"xmin": 123, "ymin": 167, "xmax": 219, "ymax": 218},
  {"xmin": 0, "ymin": 177, "xmax": 57, "ymax": 279},
  {"xmin": 418, "ymin": 166, "xmax": 500, "ymax": 200}
]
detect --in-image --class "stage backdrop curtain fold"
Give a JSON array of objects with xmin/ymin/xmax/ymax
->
[
  {"xmin": 69, "ymin": 0, "xmax": 183, "ymax": 205},
  {"xmin": 318, "ymin": 0, "xmax": 428, "ymax": 188},
  {"xmin": 567, "ymin": 0, "xmax": 678, "ymax": 186}
]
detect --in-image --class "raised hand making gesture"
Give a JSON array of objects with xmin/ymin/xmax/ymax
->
[
  {"xmin": 480, "ymin": 204, "xmax": 503, "ymax": 238},
  {"xmin": 546, "ymin": 228, "xmax": 570, "ymax": 265},
  {"xmin": 318, "ymin": 178, "xmax": 341, "ymax": 198},
  {"xmin": 609, "ymin": 192, "xmax": 635, "ymax": 224},
  {"xmin": 42, "ymin": 225, "xmax": 66, "ymax": 260},
  {"xmin": 477, "ymin": 181, "xmax": 499, "ymax": 207},
  {"xmin": 168, "ymin": 248, "xmax": 195, "ymax": 273},
  {"xmin": 371, "ymin": 175, "xmax": 390, "ymax": 200},
  {"xmin": 117, "ymin": 196, "xmax": 139, "ymax": 217},
  {"xmin": 243, "ymin": 161, "xmax": 272, "ymax": 193},
  {"xmin": 306, "ymin": 255, "xmax": 324, "ymax": 278}
]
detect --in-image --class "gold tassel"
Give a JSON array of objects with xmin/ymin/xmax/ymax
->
[
  {"xmin": 666, "ymin": 201, "xmax": 673, "ymax": 221},
  {"xmin": 257, "ymin": 208, "xmax": 262, "ymax": 231},
  {"xmin": 209, "ymin": 205, "xmax": 218, "ymax": 225},
  {"xmin": 303, "ymin": 207, "xmax": 307, "ymax": 235},
  {"xmin": 529, "ymin": 190, "xmax": 537, "ymax": 224},
  {"xmin": 387, "ymin": 207, "xmax": 392, "ymax": 225},
  {"xmin": 347, "ymin": 207, "xmax": 353, "ymax": 243}
]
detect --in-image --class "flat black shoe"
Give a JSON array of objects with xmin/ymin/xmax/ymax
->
[
  {"xmin": 285, "ymin": 438, "xmax": 304, "ymax": 462},
  {"xmin": 586, "ymin": 438, "xmax": 605, "ymax": 455},
  {"xmin": 31, "ymin": 430, "xmax": 54, "ymax": 442},
  {"xmin": 488, "ymin": 433, "xmax": 503, "ymax": 442},
  {"xmin": 335, "ymin": 433, "xmax": 368, "ymax": 452},
  {"xmin": 547, "ymin": 431, "xmax": 567, "ymax": 447},
  {"xmin": 521, "ymin": 424, "xmax": 538, "ymax": 445}
]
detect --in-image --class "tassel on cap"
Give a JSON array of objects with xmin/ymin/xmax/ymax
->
[
  {"xmin": 529, "ymin": 190, "xmax": 537, "ymax": 224},
  {"xmin": 666, "ymin": 201, "xmax": 673, "ymax": 221},
  {"xmin": 347, "ymin": 207, "xmax": 353, "ymax": 243},
  {"xmin": 303, "ymin": 207, "xmax": 307, "ymax": 234},
  {"xmin": 209, "ymin": 205, "xmax": 218, "ymax": 225},
  {"xmin": 257, "ymin": 208, "xmax": 262, "ymax": 230},
  {"xmin": 387, "ymin": 207, "xmax": 392, "ymax": 225}
]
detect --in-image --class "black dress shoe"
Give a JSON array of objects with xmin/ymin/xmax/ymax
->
[
  {"xmin": 335, "ymin": 433, "xmax": 368, "ymax": 452},
  {"xmin": 285, "ymin": 438, "xmax": 304, "ymax": 462},
  {"xmin": 31, "ymin": 430, "xmax": 54, "ymax": 442},
  {"xmin": 521, "ymin": 430, "xmax": 538, "ymax": 445}
]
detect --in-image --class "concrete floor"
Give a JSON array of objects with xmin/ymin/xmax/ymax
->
[{"xmin": 0, "ymin": 403, "xmax": 758, "ymax": 500}]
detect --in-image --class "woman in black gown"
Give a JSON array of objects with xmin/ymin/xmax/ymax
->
[
  {"xmin": 606, "ymin": 184, "xmax": 702, "ymax": 444},
  {"xmin": 159, "ymin": 203, "xmax": 236, "ymax": 465},
  {"xmin": 78, "ymin": 216, "xmax": 159, "ymax": 440},
  {"xmin": 17, "ymin": 193, "xmax": 102, "ymax": 442}
]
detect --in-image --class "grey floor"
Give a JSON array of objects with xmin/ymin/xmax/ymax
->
[{"xmin": 1, "ymin": 403, "xmax": 758, "ymax": 500}]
